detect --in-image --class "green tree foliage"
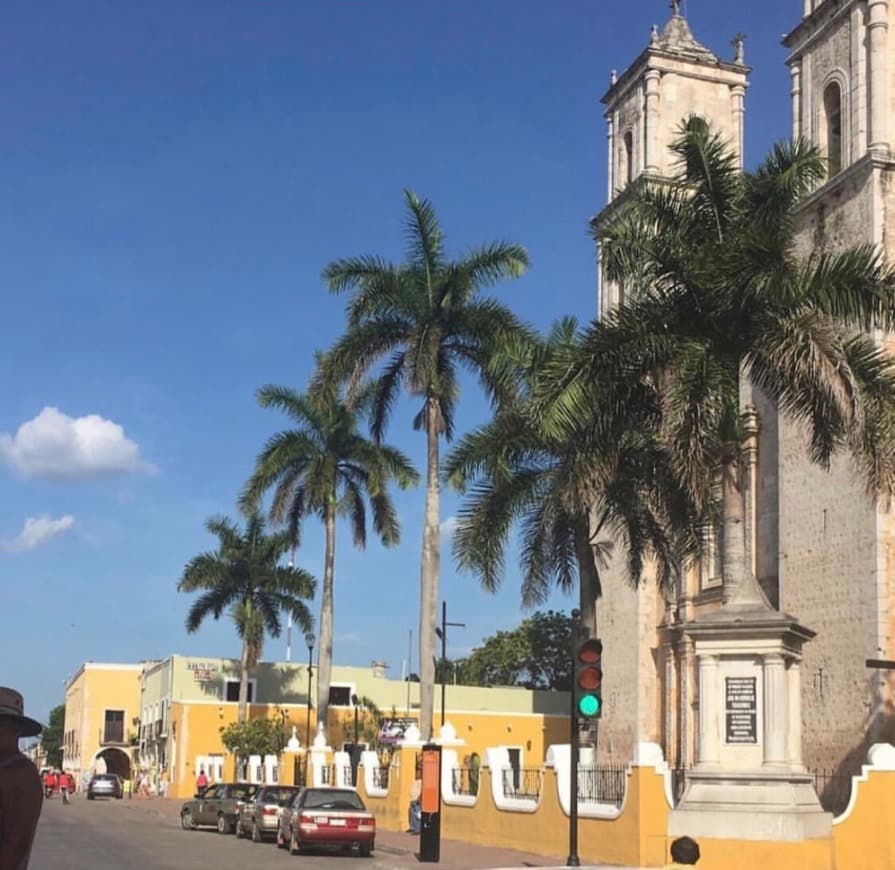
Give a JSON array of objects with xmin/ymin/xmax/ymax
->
[
  {"xmin": 320, "ymin": 190, "xmax": 532, "ymax": 739},
  {"xmin": 241, "ymin": 380, "xmax": 418, "ymax": 736},
  {"xmin": 540, "ymin": 118, "xmax": 895, "ymax": 600},
  {"xmin": 219, "ymin": 717, "xmax": 287, "ymax": 761},
  {"xmin": 178, "ymin": 511, "xmax": 316, "ymax": 723},
  {"xmin": 41, "ymin": 704, "xmax": 65, "ymax": 769},
  {"xmin": 453, "ymin": 611, "xmax": 573, "ymax": 691}
]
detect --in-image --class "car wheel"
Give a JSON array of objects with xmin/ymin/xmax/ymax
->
[
  {"xmin": 87, "ymin": 794, "xmax": 94, "ymax": 801},
  {"xmin": 289, "ymin": 829, "xmax": 300, "ymax": 856},
  {"xmin": 251, "ymin": 820, "xmax": 262, "ymax": 843},
  {"xmin": 217, "ymin": 814, "xmax": 229, "ymax": 835},
  {"xmin": 235, "ymin": 819, "xmax": 244, "ymax": 839},
  {"xmin": 181, "ymin": 810, "xmax": 195, "ymax": 831},
  {"xmin": 359, "ymin": 842, "xmax": 373, "ymax": 858}
]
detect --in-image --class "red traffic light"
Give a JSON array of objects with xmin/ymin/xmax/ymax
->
[{"xmin": 576, "ymin": 638, "xmax": 603, "ymax": 664}]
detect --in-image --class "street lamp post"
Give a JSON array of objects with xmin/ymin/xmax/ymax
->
[
  {"xmin": 435, "ymin": 601, "xmax": 465, "ymax": 729},
  {"xmin": 305, "ymin": 632, "xmax": 315, "ymax": 747}
]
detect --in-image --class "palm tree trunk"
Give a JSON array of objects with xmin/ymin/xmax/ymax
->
[
  {"xmin": 317, "ymin": 500, "xmax": 337, "ymax": 740},
  {"xmin": 419, "ymin": 399, "xmax": 441, "ymax": 741},
  {"xmin": 721, "ymin": 445, "xmax": 747, "ymax": 604},
  {"xmin": 238, "ymin": 635, "xmax": 250, "ymax": 723},
  {"xmin": 574, "ymin": 517, "xmax": 600, "ymax": 637}
]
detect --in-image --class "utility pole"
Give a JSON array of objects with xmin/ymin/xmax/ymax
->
[
  {"xmin": 567, "ymin": 608, "xmax": 583, "ymax": 868},
  {"xmin": 435, "ymin": 601, "xmax": 465, "ymax": 729}
]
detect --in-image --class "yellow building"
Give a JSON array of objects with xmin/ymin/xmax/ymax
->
[
  {"xmin": 134, "ymin": 654, "xmax": 568, "ymax": 799},
  {"xmin": 62, "ymin": 662, "xmax": 147, "ymax": 788}
]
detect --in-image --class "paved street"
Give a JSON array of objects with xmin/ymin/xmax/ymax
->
[{"xmin": 30, "ymin": 796, "xmax": 569, "ymax": 869}]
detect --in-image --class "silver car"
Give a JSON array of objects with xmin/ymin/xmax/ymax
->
[
  {"xmin": 87, "ymin": 774, "xmax": 122, "ymax": 800},
  {"xmin": 236, "ymin": 785, "xmax": 301, "ymax": 842}
]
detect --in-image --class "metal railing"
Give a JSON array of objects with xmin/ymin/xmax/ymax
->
[
  {"xmin": 577, "ymin": 764, "xmax": 627, "ymax": 806},
  {"xmin": 371, "ymin": 765, "xmax": 390, "ymax": 790},
  {"xmin": 502, "ymin": 768, "xmax": 541, "ymax": 801},
  {"xmin": 318, "ymin": 764, "xmax": 334, "ymax": 786},
  {"xmin": 810, "ymin": 768, "xmax": 853, "ymax": 817},
  {"xmin": 342, "ymin": 765, "xmax": 354, "ymax": 787},
  {"xmin": 451, "ymin": 767, "xmax": 479, "ymax": 796}
]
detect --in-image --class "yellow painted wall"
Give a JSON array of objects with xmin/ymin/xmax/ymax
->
[
  {"xmin": 356, "ymin": 749, "xmax": 669, "ymax": 868},
  {"xmin": 833, "ymin": 769, "xmax": 895, "ymax": 870},
  {"xmin": 167, "ymin": 701, "xmax": 317, "ymax": 799},
  {"xmin": 63, "ymin": 664, "xmax": 143, "ymax": 783}
]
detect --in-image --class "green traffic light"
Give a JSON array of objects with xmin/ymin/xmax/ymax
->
[{"xmin": 578, "ymin": 695, "xmax": 601, "ymax": 717}]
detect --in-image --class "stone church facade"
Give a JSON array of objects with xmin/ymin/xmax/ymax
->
[{"xmin": 594, "ymin": 0, "xmax": 895, "ymax": 780}]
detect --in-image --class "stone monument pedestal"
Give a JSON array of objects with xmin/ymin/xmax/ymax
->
[{"xmin": 669, "ymin": 574, "xmax": 831, "ymax": 842}]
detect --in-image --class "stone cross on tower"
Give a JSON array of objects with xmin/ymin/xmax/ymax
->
[{"xmin": 670, "ymin": 0, "xmax": 681, "ymax": 16}]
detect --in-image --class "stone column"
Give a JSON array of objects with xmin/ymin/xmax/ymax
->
[
  {"xmin": 741, "ymin": 406, "xmax": 760, "ymax": 580},
  {"xmin": 790, "ymin": 62, "xmax": 802, "ymax": 141},
  {"xmin": 606, "ymin": 116, "xmax": 615, "ymax": 199},
  {"xmin": 803, "ymin": 0, "xmax": 812, "ymax": 15},
  {"xmin": 868, "ymin": 0, "xmax": 889, "ymax": 155},
  {"xmin": 787, "ymin": 659, "xmax": 804, "ymax": 769},
  {"xmin": 762, "ymin": 654, "xmax": 787, "ymax": 767},
  {"xmin": 644, "ymin": 69, "xmax": 661, "ymax": 174},
  {"xmin": 697, "ymin": 655, "xmax": 720, "ymax": 766},
  {"xmin": 731, "ymin": 84, "xmax": 746, "ymax": 169}
]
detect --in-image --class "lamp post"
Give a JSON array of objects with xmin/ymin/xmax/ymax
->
[
  {"xmin": 305, "ymin": 632, "xmax": 315, "ymax": 747},
  {"xmin": 351, "ymin": 694, "xmax": 361, "ymax": 786},
  {"xmin": 435, "ymin": 600, "xmax": 465, "ymax": 729}
]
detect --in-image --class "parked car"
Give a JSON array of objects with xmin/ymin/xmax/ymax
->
[
  {"xmin": 86, "ymin": 774, "xmax": 123, "ymax": 800},
  {"xmin": 277, "ymin": 787, "xmax": 375, "ymax": 857},
  {"xmin": 236, "ymin": 785, "xmax": 301, "ymax": 842},
  {"xmin": 180, "ymin": 783, "xmax": 257, "ymax": 834}
]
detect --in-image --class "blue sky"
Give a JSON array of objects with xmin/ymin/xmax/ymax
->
[{"xmin": 0, "ymin": 0, "xmax": 798, "ymax": 724}]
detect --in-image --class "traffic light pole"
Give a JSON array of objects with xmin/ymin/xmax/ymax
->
[{"xmin": 567, "ymin": 609, "xmax": 581, "ymax": 868}]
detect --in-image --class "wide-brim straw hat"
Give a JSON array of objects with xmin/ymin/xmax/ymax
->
[{"xmin": 0, "ymin": 687, "xmax": 43, "ymax": 738}]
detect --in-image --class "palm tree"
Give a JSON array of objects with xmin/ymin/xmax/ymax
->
[
  {"xmin": 320, "ymin": 190, "xmax": 532, "ymax": 739},
  {"xmin": 541, "ymin": 119, "xmax": 895, "ymax": 603},
  {"xmin": 240, "ymin": 383, "xmax": 418, "ymax": 736},
  {"xmin": 178, "ymin": 511, "xmax": 316, "ymax": 724},
  {"xmin": 445, "ymin": 318, "xmax": 703, "ymax": 635}
]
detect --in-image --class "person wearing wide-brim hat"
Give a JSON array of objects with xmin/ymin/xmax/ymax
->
[{"xmin": 0, "ymin": 687, "xmax": 45, "ymax": 870}]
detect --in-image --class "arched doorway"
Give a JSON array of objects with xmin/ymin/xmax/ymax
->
[{"xmin": 94, "ymin": 748, "xmax": 131, "ymax": 781}]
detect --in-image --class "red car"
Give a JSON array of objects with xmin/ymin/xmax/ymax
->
[{"xmin": 276, "ymin": 787, "xmax": 375, "ymax": 857}]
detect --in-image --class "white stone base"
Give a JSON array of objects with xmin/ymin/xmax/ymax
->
[{"xmin": 669, "ymin": 769, "xmax": 832, "ymax": 841}]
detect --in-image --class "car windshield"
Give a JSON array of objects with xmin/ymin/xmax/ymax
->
[
  {"xmin": 303, "ymin": 789, "xmax": 365, "ymax": 811},
  {"xmin": 265, "ymin": 788, "xmax": 300, "ymax": 806}
]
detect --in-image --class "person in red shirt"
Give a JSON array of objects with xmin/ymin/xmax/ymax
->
[{"xmin": 42, "ymin": 772, "xmax": 53, "ymax": 799}]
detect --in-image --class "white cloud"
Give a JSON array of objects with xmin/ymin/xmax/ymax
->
[
  {"xmin": 2, "ymin": 514, "xmax": 75, "ymax": 553},
  {"xmin": 440, "ymin": 516, "xmax": 460, "ymax": 540},
  {"xmin": 0, "ymin": 407, "xmax": 154, "ymax": 480}
]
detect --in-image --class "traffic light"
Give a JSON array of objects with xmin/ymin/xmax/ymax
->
[{"xmin": 574, "ymin": 637, "xmax": 603, "ymax": 719}]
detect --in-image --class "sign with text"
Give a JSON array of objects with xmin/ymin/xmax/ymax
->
[
  {"xmin": 725, "ymin": 676, "xmax": 757, "ymax": 744},
  {"xmin": 186, "ymin": 662, "xmax": 219, "ymax": 682}
]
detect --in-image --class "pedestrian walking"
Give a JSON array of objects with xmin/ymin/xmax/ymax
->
[
  {"xmin": 0, "ymin": 687, "xmax": 44, "ymax": 870},
  {"xmin": 60, "ymin": 771, "xmax": 70, "ymax": 804},
  {"xmin": 195, "ymin": 768, "xmax": 208, "ymax": 793}
]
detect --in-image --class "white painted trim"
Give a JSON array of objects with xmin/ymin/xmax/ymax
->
[{"xmin": 359, "ymin": 750, "xmax": 388, "ymax": 798}]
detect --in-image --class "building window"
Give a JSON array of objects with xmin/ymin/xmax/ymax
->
[
  {"xmin": 622, "ymin": 130, "xmax": 634, "ymax": 186},
  {"xmin": 824, "ymin": 82, "xmax": 842, "ymax": 176},
  {"xmin": 329, "ymin": 686, "xmax": 352, "ymax": 707},
  {"xmin": 103, "ymin": 710, "xmax": 124, "ymax": 744},
  {"xmin": 224, "ymin": 680, "xmax": 254, "ymax": 703},
  {"xmin": 699, "ymin": 522, "xmax": 723, "ymax": 590}
]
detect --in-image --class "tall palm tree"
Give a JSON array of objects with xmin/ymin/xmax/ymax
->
[
  {"xmin": 240, "ymin": 383, "xmax": 418, "ymax": 735},
  {"xmin": 320, "ymin": 190, "xmax": 532, "ymax": 739},
  {"xmin": 445, "ymin": 318, "xmax": 703, "ymax": 635},
  {"xmin": 178, "ymin": 511, "xmax": 316, "ymax": 724},
  {"xmin": 541, "ymin": 119, "xmax": 895, "ymax": 603}
]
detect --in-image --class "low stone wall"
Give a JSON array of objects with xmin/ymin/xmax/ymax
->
[{"xmin": 347, "ymin": 736, "xmax": 895, "ymax": 869}]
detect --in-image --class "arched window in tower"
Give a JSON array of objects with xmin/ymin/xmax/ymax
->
[
  {"xmin": 823, "ymin": 82, "xmax": 842, "ymax": 177},
  {"xmin": 623, "ymin": 131, "xmax": 634, "ymax": 185}
]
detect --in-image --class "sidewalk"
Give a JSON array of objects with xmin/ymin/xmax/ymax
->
[{"xmin": 112, "ymin": 797, "xmax": 632, "ymax": 868}]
